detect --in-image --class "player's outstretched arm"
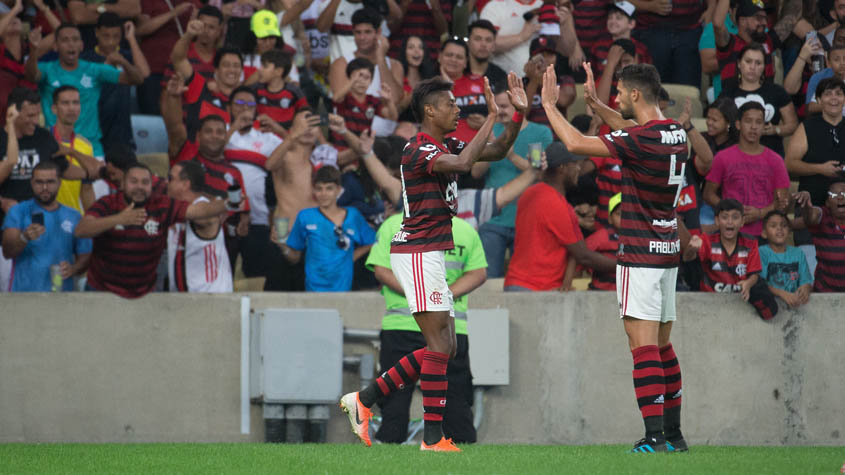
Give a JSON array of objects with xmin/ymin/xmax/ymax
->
[
  {"xmin": 476, "ymin": 72, "xmax": 529, "ymax": 162},
  {"xmin": 541, "ymin": 65, "xmax": 611, "ymax": 157},
  {"xmin": 583, "ymin": 62, "xmax": 636, "ymax": 131},
  {"xmin": 433, "ymin": 78, "xmax": 499, "ymax": 173}
]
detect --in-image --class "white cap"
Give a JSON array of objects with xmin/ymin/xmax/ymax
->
[{"xmin": 612, "ymin": 1, "xmax": 636, "ymax": 18}]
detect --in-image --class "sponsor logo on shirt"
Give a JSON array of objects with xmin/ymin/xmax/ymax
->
[{"xmin": 144, "ymin": 219, "xmax": 160, "ymax": 236}]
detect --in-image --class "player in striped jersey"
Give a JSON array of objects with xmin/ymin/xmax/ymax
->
[
  {"xmin": 541, "ymin": 62, "xmax": 691, "ymax": 453},
  {"xmin": 340, "ymin": 73, "xmax": 528, "ymax": 452}
]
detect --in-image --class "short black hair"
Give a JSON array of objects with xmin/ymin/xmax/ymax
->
[
  {"xmin": 762, "ymin": 209, "xmax": 789, "ymax": 227},
  {"xmin": 346, "ymin": 57, "xmax": 374, "ymax": 78},
  {"xmin": 54, "ymin": 23, "xmax": 80, "ymax": 39},
  {"xmin": 52, "ymin": 85, "xmax": 79, "ymax": 103},
  {"xmin": 229, "ymin": 85, "xmax": 257, "ymax": 103},
  {"xmin": 174, "ymin": 160, "xmax": 206, "ymax": 193},
  {"xmin": 125, "ymin": 162, "xmax": 153, "ymax": 178},
  {"xmin": 411, "ymin": 77, "xmax": 454, "ymax": 123},
  {"xmin": 468, "ymin": 19, "xmax": 497, "ymax": 37},
  {"xmin": 260, "ymin": 48, "xmax": 292, "ymax": 78},
  {"xmin": 313, "ymin": 165, "xmax": 342, "ymax": 185},
  {"xmin": 199, "ymin": 114, "xmax": 227, "ymax": 130},
  {"xmin": 373, "ymin": 135, "xmax": 406, "ymax": 171},
  {"xmin": 737, "ymin": 100, "xmax": 765, "ymax": 119},
  {"xmin": 815, "ymin": 77, "xmax": 845, "ymax": 100},
  {"xmin": 33, "ymin": 159, "xmax": 61, "ymax": 175},
  {"xmin": 491, "ymin": 80, "xmax": 509, "ymax": 95},
  {"xmin": 96, "ymin": 12, "xmax": 122, "ymax": 29},
  {"xmin": 571, "ymin": 114, "xmax": 593, "ymax": 134},
  {"xmin": 351, "ymin": 7, "xmax": 382, "ymax": 29},
  {"xmin": 715, "ymin": 198, "xmax": 744, "ymax": 215},
  {"xmin": 9, "ymin": 87, "xmax": 40, "ymax": 109},
  {"xmin": 104, "ymin": 143, "xmax": 137, "ymax": 171},
  {"xmin": 197, "ymin": 5, "xmax": 223, "ymax": 23},
  {"xmin": 612, "ymin": 38, "xmax": 637, "ymax": 58},
  {"xmin": 214, "ymin": 47, "xmax": 243, "ymax": 69},
  {"xmin": 616, "ymin": 63, "xmax": 661, "ymax": 104}
]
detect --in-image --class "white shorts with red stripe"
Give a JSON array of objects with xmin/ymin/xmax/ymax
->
[
  {"xmin": 390, "ymin": 250, "xmax": 454, "ymax": 317},
  {"xmin": 616, "ymin": 265, "xmax": 677, "ymax": 323}
]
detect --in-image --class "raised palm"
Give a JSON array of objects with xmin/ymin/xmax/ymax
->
[
  {"xmin": 583, "ymin": 62, "xmax": 599, "ymax": 104},
  {"xmin": 506, "ymin": 72, "xmax": 529, "ymax": 114}
]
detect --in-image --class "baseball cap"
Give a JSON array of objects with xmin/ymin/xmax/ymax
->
[
  {"xmin": 545, "ymin": 142, "xmax": 585, "ymax": 168},
  {"xmin": 608, "ymin": 192, "xmax": 622, "ymax": 215},
  {"xmin": 530, "ymin": 35, "xmax": 557, "ymax": 56},
  {"xmin": 736, "ymin": 0, "xmax": 765, "ymax": 19},
  {"xmin": 609, "ymin": 1, "xmax": 636, "ymax": 18},
  {"xmin": 251, "ymin": 10, "xmax": 281, "ymax": 38}
]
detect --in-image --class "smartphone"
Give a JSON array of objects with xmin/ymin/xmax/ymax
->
[
  {"xmin": 319, "ymin": 114, "xmax": 329, "ymax": 126},
  {"xmin": 32, "ymin": 213, "xmax": 44, "ymax": 226}
]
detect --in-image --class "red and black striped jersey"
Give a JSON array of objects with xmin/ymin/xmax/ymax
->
[
  {"xmin": 182, "ymin": 72, "xmax": 231, "ymax": 141},
  {"xmin": 86, "ymin": 193, "xmax": 189, "ymax": 298},
  {"xmin": 697, "ymin": 232, "xmax": 761, "ymax": 293},
  {"xmin": 598, "ymin": 119, "xmax": 689, "ymax": 268},
  {"xmin": 634, "ymin": 0, "xmax": 704, "ymax": 30},
  {"xmin": 331, "ymin": 94, "xmax": 383, "ymax": 148},
  {"xmin": 162, "ymin": 43, "xmax": 215, "ymax": 87},
  {"xmin": 449, "ymin": 74, "xmax": 489, "ymax": 143},
  {"xmin": 591, "ymin": 155, "xmax": 623, "ymax": 228},
  {"xmin": 391, "ymin": 132, "xmax": 465, "ymax": 253},
  {"xmin": 572, "ymin": 0, "xmax": 612, "ymax": 55},
  {"xmin": 256, "ymin": 83, "xmax": 309, "ymax": 131},
  {"xmin": 717, "ymin": 33, "xmax": 779, "ymax": 83},
  {"xmin": 189, "ymin": 154, "xmax": 251, "ymax": 213},
  {"xmin": 387, "ymin": 0, "xmax": 453, "ymax": 61},
  {"xmin": 808, "ymin": 207, "xmax": 845, "ymax": 292},
  {"xmin": 589, "ymin": 36, "xmax": 653, "ymax": 77}
]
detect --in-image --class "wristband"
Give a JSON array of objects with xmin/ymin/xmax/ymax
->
[
  {"xmin": 684, "ymin": 124, "xmax": 694, "ymax": 132},
  {"xmin": 512, "ymin": 111, "xmax": 524, "ymax": 123},
  {"xmin": 19, "ymin": 232, "xmax": 28, "ymax": 244}
]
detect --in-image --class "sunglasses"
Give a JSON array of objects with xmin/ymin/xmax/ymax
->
[
  {"xmin": 335, "ymin": 225, "xmax": 351, "ymax": 250},
  {"xmin": 233, "ymin": 99, "xmax": 257, "ymax": 107},
  {"xmin": 450, "ymin": 36, "xmax": 468, "ymax": 43},
  {"xmin": 828, "ymin": 191, "xmax": 845, "ymax": 199}
]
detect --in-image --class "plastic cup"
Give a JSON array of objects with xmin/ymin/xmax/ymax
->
[
  {"xmin": 274, "ymin": 217, "xmax": 290, "ymax": 243},
  {"xmin": 50, "ymin": 265, "xmax": 62, "ymax": 292},
  {"xmin": 529, "ymin": 143, "xmax": 543, "ymax": 168}
]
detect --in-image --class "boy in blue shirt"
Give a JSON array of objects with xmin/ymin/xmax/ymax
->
[
  {"xmin": 759, "ymin": 210, "xmax": 813, "ymax": 309},
  {"xmin": 276, "ymin": 166, "xmax": 375, "ymax": 291},
  {"xmin": 1, "ymin": 161, "xmax": 91, "ymax": 291}
]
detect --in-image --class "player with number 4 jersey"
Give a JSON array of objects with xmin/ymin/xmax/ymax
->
[
  {"xmin": 540, "ymin": 62, "xmax": 691, "ymax": 454},
  {"xmin": 340, "ymin": 73, "xmax": 528, "ymax": 452}
]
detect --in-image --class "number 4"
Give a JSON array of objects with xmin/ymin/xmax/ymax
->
[{"xmin": 668, "ymin": 154, "xmax": 686, "ymax": 207}]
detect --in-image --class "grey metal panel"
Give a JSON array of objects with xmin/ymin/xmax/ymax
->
[
  {"xmin": 466, "ymin": 308, "xmax": 510, "ymax": 385},
  {"xmin": 260, "ymin": 309, "xmax": 343, "ymax": 403}
]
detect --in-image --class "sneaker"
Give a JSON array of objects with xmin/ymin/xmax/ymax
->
[
  {"xmin": 629, "ymin": 436, "xmax": 668, "ymax": 453},
  {"xmin": 667, "ymin": 437, "xmax": 689, "ymax": 452},
  {"xmin": 339, "ymin": 392, "xmax": 373, "ymax": 447},
  {"xmin": 420, "ymin": 437, "xmax": 461, "ymax": 452}
]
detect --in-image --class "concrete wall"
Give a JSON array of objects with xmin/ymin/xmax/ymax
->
[{"xmin": 1, "ymin": 291, "xmax": 843, "ymax": 445}]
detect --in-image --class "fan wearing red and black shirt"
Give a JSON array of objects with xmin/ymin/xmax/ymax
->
[
  {"xmin": 167, "ymin": 19, "xmax": 243, "ymax": 164},
  {"xmin": 74, "ymin": 162, "xmax": 233, "ymax": 298},
  {"xmin": 713, "ymin": 0, "xmax": 789, "ymax": 84},
  {"xmin": 683, "ymin": 199, "xmax": 779, "ymax": 319},
  {"xmin": 797, "ymin": 183, "xmax": 845, "ymax": 292},
  {"xmin": 541, "ymin": 62, "xmax": 690, "ymax": 453},
  {"xmin": 339, "ymin": 73, "xmax": 528, "ymax": 452},
  {"xmin": 253, "ymin": 49, "xmax": 308, "ymax": 137},
  {"xmin": 331, "ymin": 58, "xmax": 398, "ymax": 149},
  {"xmin": 589, "ymin": 1, "xmax": 651, "ymax": 78}
]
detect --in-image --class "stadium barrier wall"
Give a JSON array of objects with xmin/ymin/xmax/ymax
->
[{"xmin": 1, "ymin": 291, "xmax": 842, "ymax": 445}]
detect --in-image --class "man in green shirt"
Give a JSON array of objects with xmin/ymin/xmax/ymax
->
[{"xmin": 365, "ymin": 213, "xmax": 487, "ymax": 444}]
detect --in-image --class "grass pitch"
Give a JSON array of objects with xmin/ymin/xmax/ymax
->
[{"xmin": 1, "ymin": 443, "xmax": 843, "ymax": 474}]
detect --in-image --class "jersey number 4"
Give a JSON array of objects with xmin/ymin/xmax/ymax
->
[{"xmin": 668, "ymin": 154, "xmax": 686, "ymax": 208}]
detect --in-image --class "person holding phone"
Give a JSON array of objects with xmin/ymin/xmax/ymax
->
[{"xmin": 1, "ymin": 161, "xmax": 92, "ymax": 291}]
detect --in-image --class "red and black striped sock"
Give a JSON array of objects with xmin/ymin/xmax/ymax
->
[
  {"xmin": 660, "ymin": 343, "xmax": 683, "ymax": 441},
  {"xmin": 631, "ymin": 345, "xmax": 665, "ymax": 439},
  {"xmin": 421, "ymin": 350, "xmax": 449, "ymax": 445},
  {"xmin": 359, "ymin": 347, "xmax": 425, "ymax": 408}
]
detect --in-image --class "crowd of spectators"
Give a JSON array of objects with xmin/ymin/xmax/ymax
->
[{"xmin": 1, "ymin": 0, "xmax": 844, "ymax": 309}]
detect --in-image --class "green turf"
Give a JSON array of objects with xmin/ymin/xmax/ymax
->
[{"xmin": 0, "ymin": 443, "xmax": 843, "ymax": 475}]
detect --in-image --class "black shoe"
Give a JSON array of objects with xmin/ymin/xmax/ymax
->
[
  {"xmin": 667, "ymin": 437, "xmax": 689, "ymax": 453},
  {"xmin": 629, "ymin": 436, "xmax": 668, "ymax": 453}
]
